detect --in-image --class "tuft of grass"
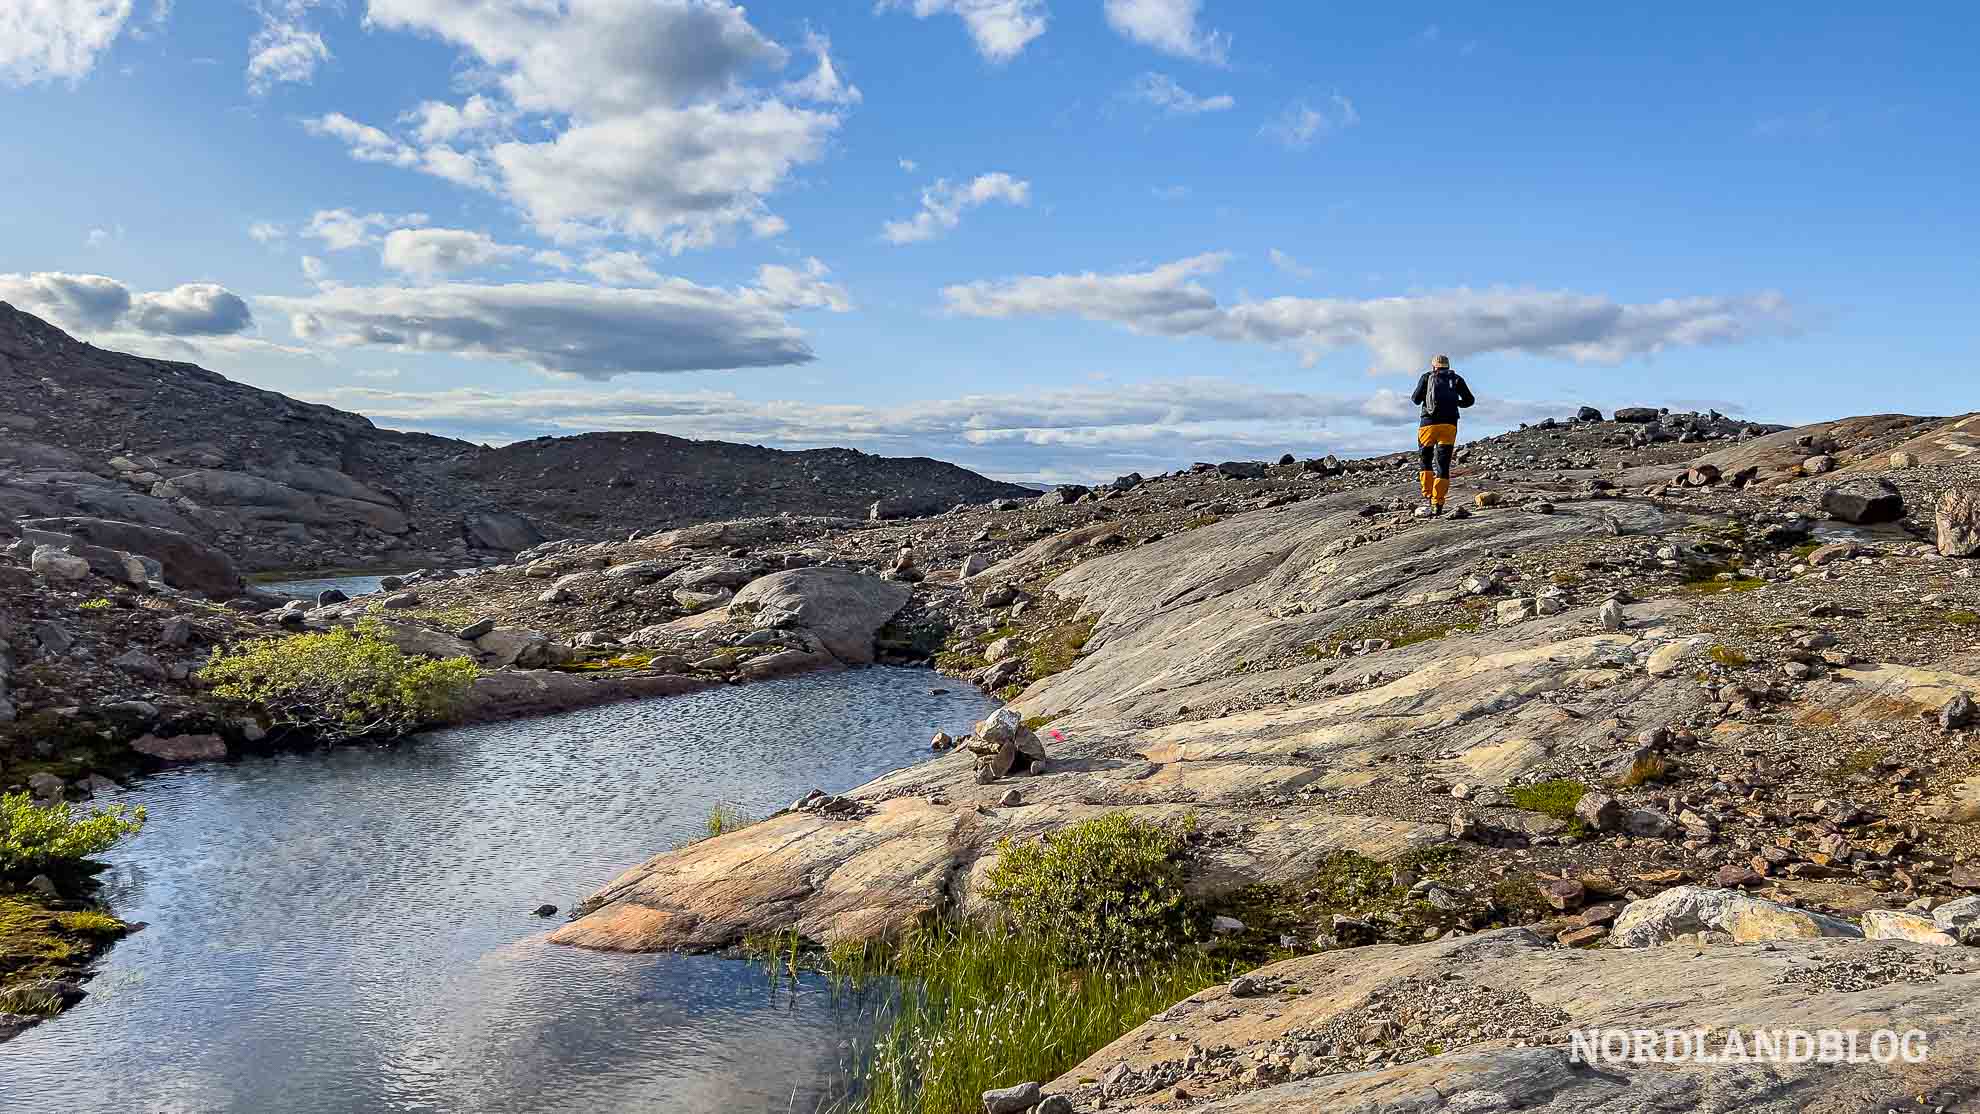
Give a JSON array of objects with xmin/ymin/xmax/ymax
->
[
  {"xmin": 704, "ymin": 803, "xmax": 754, "ymax": 840},
  {"xmin": 1948, "ymin": 611, "xmax": 1980, "ymax": 627},
  {"xmin": 552, "ymin": 652, "xmax": 658, "ymax": 673},
  {"xmin": 1508, "ymin": 779, "xmax": 1588, "ymax": 821},
  {"xmin": 1027, "ymin": 614, "xmax": 1096, "ymax": 680},
  {"xmin": 1707, "ymin": 644, "xmax": 1750, "ymax": 668},
  {"xmin": 0, "ymin": 892, "xmax": 130, "ymax": 992},
  {"xmin": 77, "ymin": 598, "xmax": 112, "ymax": 612},
  {"xmin": 830, "ymin": 923, "xmax": 1234, "ymax": 1114},
  {"xmin": 1681, "ymin": 576, "xmax": 1766, "ymax": 595},
  {"xmin": 1021, "ymin": 712, "xmax": 1062, "ymax": 731},
  {"xmin": 1184, "ymin": 514, "xmax": 1221, "ymax": 530},
  {"xmin": 1489, "ymin": 878, "xmax": 1554, "ymax": 925},
  {"xmin": 1834, "ymin": 746, "xmax": 1887, "ymax": 779},
  {"xmin": 1618, "ymin": 753, "xmax": 1668, "ymax": 788}
]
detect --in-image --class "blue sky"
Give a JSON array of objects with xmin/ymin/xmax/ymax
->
[{"xmin": 1, "ymin": 2, "xmax": 1973, "ymax": 482}]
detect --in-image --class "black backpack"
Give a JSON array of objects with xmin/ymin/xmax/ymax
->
[{"xmin": 1422, "ymin": 370, "xmax": 1458, "ymax": 419}]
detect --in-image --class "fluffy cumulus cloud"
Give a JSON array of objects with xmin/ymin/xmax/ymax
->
[
  {"xmin": 379, "ymin": 227, "xmax": 525, "ymax": 279},
  {"xmin": 1131, "ymin": 72, "xmax": 1233, "ymax": 114},
  {"xmin": 0, "ymin": 1, "xmax": 135, "ymax": 86},
  {"xmin": 304, "ymin": 208, "xmax": 429, "ymax": 251},
  {"xmin": 1263, "ymin": 95, "xmax": 1358, "ymax": 149},
  {"xmin": 301, "ymin": 376, "xmax": 1571, "ymax": 483},
  {"xmin": 942, "ymin": 253, "xmax": 1798, "ymax": 372},
  {"xmin": 883, "ymin": 172, "xmax": 1031, "ymax": 245},
  {"xmin": 881, "ymin": 0, "xmax": 1047, "ymax": 64},
  {"xmin": 0, "ymin": 271, "xmax": 254, "ymax": 337},
  {"xmin": 261, "ymin": 260, "xmax": 852, "ymax": 379},
  {"xmin": 1103, "ymin": 0, "xmax": 1229, "ymax": 64},
  {"xmin": 306, "ymin": 0, "xmax": 849, "ymax": 250},
  {"xmin": 247, "ymin": 1, "xmax": 332, "ymax": 94}
]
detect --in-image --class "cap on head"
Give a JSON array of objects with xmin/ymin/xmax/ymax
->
[{"xmin": 1431, "ymin": 355, "xmax": 1451, "ymax": 369}]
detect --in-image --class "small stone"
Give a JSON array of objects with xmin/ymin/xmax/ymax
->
[
  {"xmin": 532, "ymin": 903, "xmax": 558, "ymax": 917},
  {"xmin": 1557, "ymin": 925, "xmax": 1607, "ymax": 948},
  {"xmin": 27, "ymin": 772, "xmax": 64, "ymax": 800},
  {"xmin": 1228, "ymin": 974, "xmax": 1262, "ymax": 997},
  {"xmin": 1036, "ymin": 1097, "xmax": 1072, "ymax": 1114},
  {"xmin": 1574, "ymin": 791, "xmax": 1621, "ymax": 832},
  {"xmin": 1211, "ymin": 915, "xmax": 1246, "ymax": 935},
  {"xmin": 1540, "ymin": 878, "xmax": 1585, "ymax": 911},
  {"xmin": 998, "ymin": 788, "xmax": 1023, "ymax": 807},
  {"xmin": 1475, "ymin": 492, "xmax": 1502, "ymax": 507},
  {"xmin": 1599, "ymin": 599, "xmax": 1624, "ymax": 631},
  {"xmin": 27, "ymin": 874, "xmax": 60, "ymax": 899},
  {"xmin": 1943, "ymin": 694, "xmax": 1977, "ymax": 731},
  {"xmin": 457, "ymin": 618, "xmax": 496, "ymax": 641},
  {"xmin": 381, "ymin": 591, "xmax": 422, "ymax": 610}
]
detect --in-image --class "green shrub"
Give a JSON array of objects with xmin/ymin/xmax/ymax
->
[
  {"xmin": 1707, "ymin": 644, "xmax": 1750, "ymax": 667},
  {"xmin": 983, "ymin": 812, "xmax": 1197, "ymax": 965},
  {"xmin": 0, "ymin": 792, "xmax": 144, "ymax": 880},
  {"xmin": 78, "ymin": 598, "xmax": 112, "ymax": 612},
  {"xmin": 198, "ymin": 621, "xmax": 477, "ymax": 742}
]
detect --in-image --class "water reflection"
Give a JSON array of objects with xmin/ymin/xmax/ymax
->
[{"xmin": 0, "ymin": 668, "xmax": 996, "ymax": 1113}]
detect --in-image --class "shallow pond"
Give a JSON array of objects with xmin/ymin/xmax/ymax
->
[{"xmin": 0, "ymin": 668, "xmax": 998, "ymax": 1112}]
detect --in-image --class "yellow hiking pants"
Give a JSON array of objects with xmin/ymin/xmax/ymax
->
[{"xmin": 1418, "ymin": 424, "xmax": 1456, "ymax": 504}]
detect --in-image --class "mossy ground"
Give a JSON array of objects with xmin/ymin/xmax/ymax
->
[
  {"xmin": 0, "ymin": 890, "xmax": 128, "ymax": 1015},
  {"xmin": 1027, "ymin": 614, "xmax": 1096, "ymax": 679},
  {"xmin": 1508, "ymin": 779, "xmax": 1589, "ymax": 821}
]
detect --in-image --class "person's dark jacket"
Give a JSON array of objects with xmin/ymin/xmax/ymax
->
[{"xmin": 1411, "ymin": 369, "xmax": 1476, "ymax": 427}]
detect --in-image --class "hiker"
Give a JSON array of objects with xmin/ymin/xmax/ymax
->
[{"xmin": 1410, "ymin": 354, "xmax": 1475, "ymax": 514}]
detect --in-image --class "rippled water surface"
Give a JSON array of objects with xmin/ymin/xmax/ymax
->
[
  {"xmin": 259, "ymin": 572, "xmax": 395, "ymax": 599},
  {"xmin": 0, "ymin": 668, "xmax": 998, "ymax": 1113}
]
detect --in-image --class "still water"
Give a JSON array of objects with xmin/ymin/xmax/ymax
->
[{"xmin": 0, "ymin": 668, "xmax": 998, "ymax": 1113}]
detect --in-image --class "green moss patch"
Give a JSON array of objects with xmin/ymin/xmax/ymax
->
[{"xmin": 1508, "ymin": 779, "xmax": 1588, "ymax": 821}]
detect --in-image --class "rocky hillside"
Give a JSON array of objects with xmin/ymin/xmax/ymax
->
[{"xmin": 0, "ymin": 302, "xmax": 1031, "ymax": 573}]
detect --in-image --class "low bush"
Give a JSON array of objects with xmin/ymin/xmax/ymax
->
[
  {"xmin": 198, "ymin": 621, "xmax": 477, "ymax": 742},
  {"xmin": 0, "ymin": 792, "xmax": 145, "ymax": 881},
  {"xmin": 983, "ymin": 812, "xmax": 1197, "ymax": 966}
]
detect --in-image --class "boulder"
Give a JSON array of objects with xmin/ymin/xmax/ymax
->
[
  {"xmin": 29, "ymin": 545, "xmax": 90, "ymax": 583},
  {"xmin": 130, "ymin": 733, "xmax": 228, "ymax": 762},
  {"xmin": 1609, "ymin": 886, "xmax": 1863, "ymax": 947},
  {"xmin": 1613, "ymin": 407, "xmax": 1660, "ymax": 423},
  {"xmin": 868, "ymin": 495, "xmax": 947, "ymax": 521},
  {"xmin": 959, "ymin": 553, "xmax": 993, "ymax": 580},
  {"xmin": 1937, "ymin": 488, "xmax": 1980, "ymax": 557},
  {"xmin": 463, "ymin": 512, "xmax": 547, "ymax": 551},
  {"xmin": 981, "ymin": 1082, "xmax": 1041, "ymax": 1113},
  {"xmin": 1574, "ymin": 790, "xmax": 1622, "ymax": 832},
  {"xmin": 111, "ymin": 649, "xmax": 166, "ymax": 679},
  {"xmin": 1821, "ymin": 478, "xmax": 1903, "ymax": 524},
  {"xmin": 1575, "ymin": 406, "xmax": 1603, "ymax": 422},
  {"xmin": 473, "ymin": 628, "xmax": 574, "ymax": 669},
  {"xmin": 1803, "ymin": 454, "xmax": 1835, "ymax": 475},
  {"xmin": 728, "ymin": 568, "xmax": 911, "ymax": 666},
  {"xmin": 20, "ymin": 517, "xmax": 243, "ymax": 597},
  {"xmin": 1931, "ymin": 896, "xmax": 1980, "ymax": 943},
  {"xmin": 370, "ymin": 621, "xmax": 478, "ymax": 662},
  {"xmin": 1862, "ymin": 909, "xmax": 1957, "ymax": 946},
  {"xmin": 1217, "ymin": 461, "xmax": 1268, "ymax": 480}
]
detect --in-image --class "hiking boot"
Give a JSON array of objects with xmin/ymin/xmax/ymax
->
[{"xmin": 1431, "ymin": 503, "xmax": 1446, "ymax": 516}]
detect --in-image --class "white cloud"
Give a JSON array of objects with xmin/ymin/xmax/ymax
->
[
  {"xmin": 1131, "ymin": 72, "xmax": 1233, "ymax": 114},
  {"xmin": 85, "ymin": 225, "xmax": 123, "ymax": 248},
  {"xmin": 1150, "ymin": 184, "xmax": 1190, "ymax": 201},
  {"xmin": 883, "ymin": 172, "xmax": 1031, "ymax": 245},
  {"xmin": 0, "ymin": 271, "xmax": 254, "ymax": 337},
  {"xmin": 261, "ymin": 267, "xmax": 853, "ymax": 379},
  {"xmin": 782, "ymin": 30, "xmax": 860, "ymax": 105},
  {"xmin": 353, "ymin": 367, "xmax": 401, "ymax": 379},
  {"xmin": 128, "ymin": 283, "xmax": 254, "ymax": 335},
  {"xmin": 365, "ymin": 0, "xmax": 786, "ymax": 119},
  {"xmin": 0, "ymin": 1, "xmax": 135, "ymax": 86},
  {"xmin": 941, "ymin": 253, "xmax": 1798, "ymax": 372},
  {"xmin": 1263, "ymin": 95, "xmax": 1358, "ymax": 149},
  {"xmin": 881, "ymin": 0, "xmax": 1047, "ymax": 63},
  {"xmin": 1268, "ymin": 248, "xmax": 1313, "ymax": 278},
  {"xmin": 401, "ymin": 93, "xmax": 514, "ymax": 144},
  {"xmin": 488, "ymin": 100, "xmax": 837, "ymax": 250},
  {"xmin": 532, "ymin": 250, "xmax": 575, "ymax": 270},
  {"xmin": 899, "ymin": 158, "xmax": 918, "ymax": 173},
  {"xmin": 307, "ymin": 3, "xmax": 842, "ymax": 251},
  {"xmin": 1103, "ymin": 0, "xmax": 1228, "ymax": 64},
  {"xmin": 579, "ymin": 250, "xmax": 661, "ymax": 286},
  {"xmin": 247, "ymin": 1, "xmax": 331, "ymax": 95},
  {"xmin": 381, "ymin": 227, "xmax": 525, "ymax": 279},
  {"xmin": 303, "ymin": 208, "xmax": 428, "ymax": 251},
  {"xmin": 248, "ymin": 220, "xmax": 287, "ymax": 244},
  {"xmin": 301, "ymin": 255, "xmax": 329, "ymax": 284},
  {"xmin": 747, "ymin": 258, "xmax": 852, "ymax": 312}
]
